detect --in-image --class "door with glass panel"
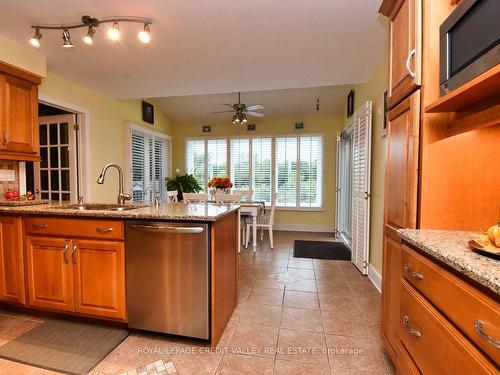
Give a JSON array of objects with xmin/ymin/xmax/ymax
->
[{"xmin": 35, "ymin": 115, "xmax": 78, "ymax": 201}]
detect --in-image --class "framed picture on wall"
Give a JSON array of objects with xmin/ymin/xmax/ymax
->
[
  {"xmin": 346, "ymin": 90, "xmax": 354, "ymax": 117},
  {"xmin": 142, "ymin": 101, "xmax": 154, "ymax": 124},
  {"xmin": 381, "ymin": 91, "xmax": 388, "ymax": 137}
]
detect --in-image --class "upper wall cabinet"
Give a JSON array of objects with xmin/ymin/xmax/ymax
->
[
  {"xmin": 382, "ymin": 0, "xmax": 422, "ymax": 109},
  {"xmin": 0, "ymin": 62, "xmax": 41, "ymax": 161}
]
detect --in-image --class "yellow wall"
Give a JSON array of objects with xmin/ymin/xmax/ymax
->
[
  {"xmin": 170, "ymin": 116, "xmax": 342, "ymax": 229},
  {"xmin": 343, "ymin": 46, "xmax": 389, "ymax": 275},
  {"xmin": 39, "ymin": 72, "xmax": 172, "ymax": 202},
  {"xmin": 0, "ymin": 35, "xmax": 47, "ymax": 77}
]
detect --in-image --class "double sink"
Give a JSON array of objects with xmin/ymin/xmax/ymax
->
[{"xmin": 55, "ymin": 203, "xmax": 148, "ymax": 212}]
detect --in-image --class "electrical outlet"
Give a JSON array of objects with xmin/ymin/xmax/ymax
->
[{"xmin": 0, "ymin": 170, "xmax": 16, "ymax": 181}]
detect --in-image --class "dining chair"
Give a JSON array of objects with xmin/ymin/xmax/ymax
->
[
  {"xmin": 214, "ymin": 192, "xmax": 241, "ymax": 204},
  {"xmin": 166, "ymin": 190, "xmax": 178, "ymax": 203},
  {"xmin": 234, "ymin": 189, "xmax": 254, "ymax": 202},
  {"xmin": 183, "ymin": 193, "xmax": 209, "ymax": 203},
  {"xmin": 245, "ymin": 192, "xmax": 278, "ymax": 249}
]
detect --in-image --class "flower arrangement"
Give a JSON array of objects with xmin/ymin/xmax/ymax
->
[{"xmin": 208, "ymin": 176, "xmax": 233, "ymax": 189}]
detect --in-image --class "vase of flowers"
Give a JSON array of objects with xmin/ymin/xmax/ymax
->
[{"xmin": 208, "ymin": 177, "xmax": 233, "ymax": 194}]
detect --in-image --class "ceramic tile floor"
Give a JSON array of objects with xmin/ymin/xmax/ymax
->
[{"xmin": 0, "ymin": 231, "xmax": 395, "ymax": 375}]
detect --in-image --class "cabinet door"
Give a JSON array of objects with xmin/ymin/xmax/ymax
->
[
  {"xmin": 388, "ymin": 0, "xmax": 421, "ymax": 108},
  {"xmin": 0, "ymin": 217, "xmax": 26, "ymax": 304},
  {"xmin": 73, "ymin": 240, "xmax": 126, "ymax": 320},
  {"xmin": 0, "ymin": 73, "xmax": 39, "ymax": 156},
  {"xmin": 381, "ymin": 235, "xmax": 403, "ymax": 361},
  {"xmin": 384, "ymin": 90, "xmax": 420, "ymax": 238},
  {"xmin": 25, "ymin": 237, "xmax": 74, "ymax": 312}
]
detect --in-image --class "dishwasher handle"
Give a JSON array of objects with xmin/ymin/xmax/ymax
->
[{"xmin": 129, "ymin": 224, "xmax": 204, "ymax": 234}]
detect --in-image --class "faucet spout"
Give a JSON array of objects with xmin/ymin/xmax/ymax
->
[{"xmin": 96, "ymin": 164, "xmax": 132, "ymax": 204}]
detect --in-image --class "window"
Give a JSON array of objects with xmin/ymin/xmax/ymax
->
[
  {"xmin": 185, "ymin": 135, "xmax": 324, "ymax": 209},
  {"xmin": 128, "ymin": 124, "xmax": 171, "ymax": 204}
]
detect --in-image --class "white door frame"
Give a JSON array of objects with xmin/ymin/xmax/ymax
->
[{"xmin": 37, "ymin": 94, "xmax": 91, "ymax": 200}]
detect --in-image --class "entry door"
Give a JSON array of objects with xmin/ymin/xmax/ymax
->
[
  {"xmin": 351, "ymin": 101, "xmax": 372, "ymax": 275},
  {"xmin": 35, "ymin": 115, "xmax": 78, "ymax": 201},
  {"xmin": 335, "ymin": 125, "xmax": 353, "ymax": 246}
]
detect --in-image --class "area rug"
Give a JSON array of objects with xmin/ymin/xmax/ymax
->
[
  {"xmin": 0, "ymin": 319, "xmax": 129, "ymax": 375},
  {"xmin": 294, "ymin": 240, "xmax": 351, "ymax": 260}
]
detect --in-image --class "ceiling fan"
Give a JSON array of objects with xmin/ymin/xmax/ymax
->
[{"xmin": 211, "ymin": 92, "xmax": 264, "ymax": 124}]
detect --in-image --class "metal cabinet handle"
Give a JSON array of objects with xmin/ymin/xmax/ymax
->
[
  {"xmin": 63, "ymin": 243, "xmax": 69, "ymax": 264},
  {"xmin": 403, "ymin": 316, "xmax": 422, "ymax": 338},
  {"xmin": 404, "ymin": 264, "xmax": 424, "ymax": 280},
  {"xmin": 72, "ymin": 245, "xmax": 78, "ymax": 264},
  {"xmin": 406, "ymin": 48, "xmax": 416, "ymax": 78},
  {"xmin": 96, "ymin": 227, "xmax": 113, "ymax": 233},
  {"xmin": 32, "ymin": 223, "xmax": 48, "ymax": 230},
  {"xmin": 129, "ymin": 224, "xmax": 204, "ymax": 234},
  {"xmin": 475, "ymin": 320, "xmax": 500, "ymax": 349},
  {"xmin": 2, "ymin": 130, "xmax": 6, "ymax": 145}
]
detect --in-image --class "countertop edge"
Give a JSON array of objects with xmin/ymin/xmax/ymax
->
[{"xmin": 397, "ymin": 229, "xmax": 499, "ymax": 296}]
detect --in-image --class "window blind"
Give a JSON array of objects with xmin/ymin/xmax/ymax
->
[
  {"xmin": 251, "ymin": 138, "xmax": 272, "ymax": 204},
  {"xmin": 299, "ymin": 135, "xmax": 323, "ymax": 208},
  {"xmin": 275, "ymin": 137, "xmax": 298, "ymax": 207},
  {"xmin": 186, "ymin": 139, "xmax": 206, "ymax": 190},
  {"xmin": 230, "ymin": 139, "xmax": 250, "ymax": 189},
  {"xmin": 207, "ymin": 139, "xmax": 228, "ymax": 182}
]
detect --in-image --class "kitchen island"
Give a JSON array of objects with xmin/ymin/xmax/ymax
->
[{"xmin": 0, "ymin": 202, "xmax": 239, "ymax": 346}]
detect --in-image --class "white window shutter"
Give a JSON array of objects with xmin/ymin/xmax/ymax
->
[{"xmin": 351, "ymin": 101, "xmax": 372, "ymax": 275}]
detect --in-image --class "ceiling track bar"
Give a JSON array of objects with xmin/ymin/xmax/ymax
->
[{"xmin": 31, "ymin": 17, "xmax": 152, "ymax": 31}]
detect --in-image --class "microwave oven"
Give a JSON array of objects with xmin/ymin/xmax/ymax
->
[{"xmin": 440, "ymin": 0, "xmax": 499, "ymax": 95}]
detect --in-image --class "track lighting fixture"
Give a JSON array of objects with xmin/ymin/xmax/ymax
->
[
  {"xmin": 30, "ymin": 28, "xmax": 42, "ymax": 48},
  {"xmin": 138, "ymin": 23, "xmax": 151, "ymax": 43},
  {"xmin": 83, "ymin": 26, "xmax": 95, "ymax": 45},
  {"xmin": 29, "ymin": 15, "xmax": 152, "ymax": 48},
  {"xmin": 62, "ymin": 29, "xmax": 74, "ymax": 48}
]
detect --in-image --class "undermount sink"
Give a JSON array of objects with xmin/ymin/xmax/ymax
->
[{"xmin": 56, "ymin": 203, "xmax": 147, "ymax": 212}]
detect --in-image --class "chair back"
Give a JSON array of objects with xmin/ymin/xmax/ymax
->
[
  {"xmin": 234, "ymin": 189, "xmax": 253, "ymax": 202},
  {"xmin": 183, "ymin": 193, "xmax": 209, "ymax": 203},
  {"xmin": 215, "ymin": 192, "xmax": 241, "ymax": 204},
  {"xmin": 166, "ymin": 190, "xmax": 178, "ymax": 203},
  {"xmin": 268, "ymin": 193, "xmax": 279, "ymax": 224}
]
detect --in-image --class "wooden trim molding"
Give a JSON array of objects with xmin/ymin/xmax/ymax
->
[{"xmin": 0, "ymin": 61, "xmax": 42, "ymax": 85}]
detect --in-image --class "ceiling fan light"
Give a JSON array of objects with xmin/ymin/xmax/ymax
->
[
  {"xmin": 242, "ymin": 114, "xmax": 247, "ymax": 123},
  {"xmin": 62, "ymin": 29, "xmax": 74, "ymax": 48},
  {"xmin": 82, "ymin": 26, "xmax": 95, "ymax": 45},
  {"xmin": 107, "ymin": 21, "xmax": 120, "ymax": 41},
  {"xmin": 30, "ymin": 28, "xmax": 42, "ymax": 47},
  {"xmin": 138, "ymin": 23, "xmax": 151, "ymax": 43}
]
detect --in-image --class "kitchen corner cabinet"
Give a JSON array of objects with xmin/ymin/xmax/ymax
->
[
  {"xmin": 0, "ymin": 217, "xmax": 26, "ymax": 304},
  {"xmin": 386, "ymin": 0, "xmax": 421, "ymax": 108},
  {"xmin": 0, "ymin": 63, "xmax": 41, "ymax": 161},
  {"xmin": 24, "ymin": 217, "xmax": 126, "ymax": 321}
]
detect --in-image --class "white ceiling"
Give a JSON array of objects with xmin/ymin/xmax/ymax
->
[
  {"xmin": 153, "ymin": 85, "xmax": 352, "ymax": 123},
  {"xmin": 0, "ymin": 0, "xmax": 386, "ymax": 99}
]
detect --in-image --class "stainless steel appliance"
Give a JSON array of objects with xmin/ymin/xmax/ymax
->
[
  {"xmin": 440, "ymin": 0, "xmax": 500, "ymax": 95},
  {"xmin": 125, "ymin": 221, "xmax": 210, "ymax": 340}
]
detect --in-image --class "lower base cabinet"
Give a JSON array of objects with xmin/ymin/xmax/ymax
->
[{"xmin": 0, "ymin": 217, "xmax": 26, "ymax": 304}]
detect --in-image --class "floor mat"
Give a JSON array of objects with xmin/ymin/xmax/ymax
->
[{"xmin": 293, "ymin": 240, "xmax": 351, "ymax": 260}]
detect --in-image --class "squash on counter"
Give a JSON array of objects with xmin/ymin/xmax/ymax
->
[{"xmin": 487, "ymin": 223, "xmax": 500, "ymax": 248}]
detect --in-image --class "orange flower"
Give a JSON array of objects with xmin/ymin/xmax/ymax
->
[{"xmin": 208, "ymin": 177, "xmax": 233, "ymax": 189}]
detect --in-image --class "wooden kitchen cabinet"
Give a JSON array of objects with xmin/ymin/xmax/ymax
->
[
  {"xmin": 73, "ymin": 239, "xmax": 126, "ymax": 320},
  {"xmin": 0, "ymin": 64, "xmax": 40, "ymax": 161},
  {"xmin": 25, "ymin": 236, "xmax": 74, "ymax": 312},
  {"xmin": 0, "ymin": 216, "xmax": 26, "ymax": 304},
  {"xmin": 384, "ymin": 0, "xmax": 421, "ymax": 108}
]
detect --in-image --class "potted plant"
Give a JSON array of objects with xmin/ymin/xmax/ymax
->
[
  {"xmin": 165, "ymin": 170, "xmax": 203, "ymax": 201},
  {"xmin": 208, "ymin": 177, "xmax": 233, "ymax": 194}
]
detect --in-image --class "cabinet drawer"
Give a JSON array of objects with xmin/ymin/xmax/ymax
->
[
  {"xmin": 399, "ymin": 280, "xmax": 497, "ymax": 375},
  {"xmin": 401, "ymin": 245, "xmax": 500, "ymax": 363},
  {"xmin": 24, "ymin": 217, "xmax": 124, "ymax": 240}
]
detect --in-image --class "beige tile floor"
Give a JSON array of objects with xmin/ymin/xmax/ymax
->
[{"xmin": 0, "ymin": 231, "xmax": 395, "ymax": 375}]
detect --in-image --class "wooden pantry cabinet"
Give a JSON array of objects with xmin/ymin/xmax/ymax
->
[
  {"xmin": 0, "ymin": 216, "xmax": 26, "ymax": 304},
  {"xmin": 24, "ymin": 217, "xmax": 126, "ymax": 321},
  {"xmin": 0, "ymin": 62, "xmax": 40, "ymax": 161}
]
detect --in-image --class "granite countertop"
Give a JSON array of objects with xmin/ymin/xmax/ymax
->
[
  {"xmin": 398, "ymin": 229, "xmax": 499, "ymax": 295},
  {"xmin": 0, "ymin": 201, "xmax": 240, "ymax": 222}
]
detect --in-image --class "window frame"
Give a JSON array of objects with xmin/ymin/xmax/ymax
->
[
  {"xmin": 185, "ymin": 133, "xmax": 324, "ymax": 211},
  {"xmin": 125, "ymin": 123, "xmax": 172, "ymax": 203}
]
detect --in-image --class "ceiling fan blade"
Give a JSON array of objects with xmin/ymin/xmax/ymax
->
[
  {"xmin": 246, "ymin": 104, "xmax": 264, "ymax": 111},
  {"xmin": 210, "ymin": 110, "xmax": 235, "ymax": 114},
  {"xmin": 246, "ymin": 111, "xmax": 264, "ymax": 117}
]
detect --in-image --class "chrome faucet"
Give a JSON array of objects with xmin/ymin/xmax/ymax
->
[
  {"xmin": 96, "ymin": 164, "xmax": 132, "ymax": 204},
  {"xmin": 144, "ymin": 187, "xmax": 160, "ymax": 209}
]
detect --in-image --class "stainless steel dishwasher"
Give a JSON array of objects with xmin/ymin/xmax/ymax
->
[{"xmin": 125, "ymin": 221, "xmax": 210, "ymax": 340}]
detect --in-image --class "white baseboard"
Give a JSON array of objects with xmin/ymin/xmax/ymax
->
[
  {"xmin": 368, "ymin": 264, "xmax": 382, "ymax": 293},
  {"xmin": 274, "ymin": 224, "xmax": 335, "ymax": 233}
]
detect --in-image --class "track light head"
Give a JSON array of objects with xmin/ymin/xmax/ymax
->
[
  {"xmin": 83, "ymin": 26, "xmax": 96, "ymax": 45},
  {"xmin": 62, "ymin": 29, "xmax": 74, "ymax": 48},
  {"xmin": 138, "ymin": 23, "xmax": 151, "ymax": 43},
  {"xmin": 107, "ymin": 21, "xmax": 120, "ymax": 41},
  {"xmin": 30, "ymin": 28, "xmax": 42, "ymax": 48}
]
